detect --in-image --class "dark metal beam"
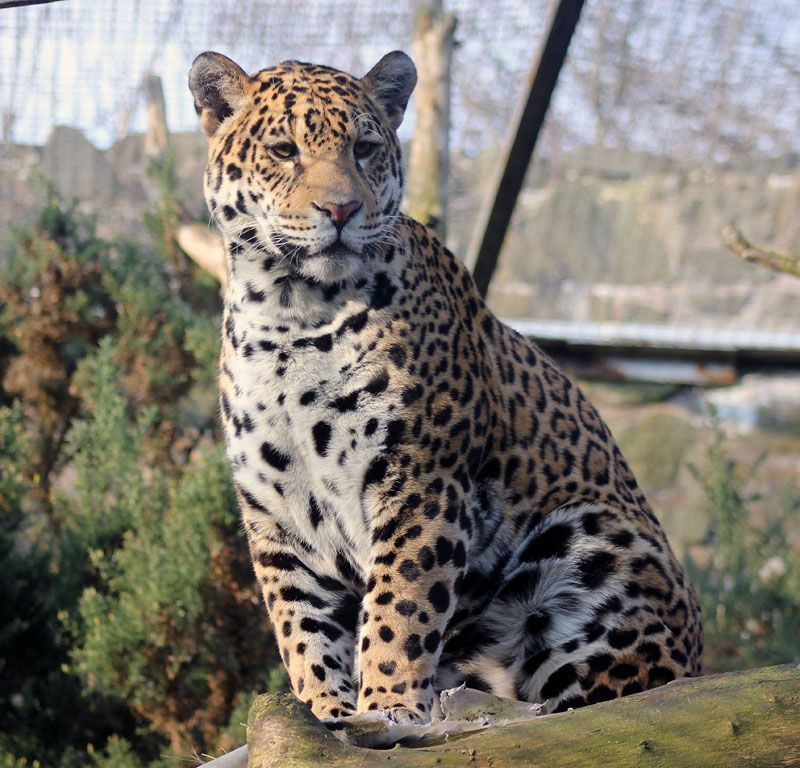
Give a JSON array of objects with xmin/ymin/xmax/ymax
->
[
  {"xmin": 466, "ymin": 0, "xmax": 586, "ymax": 297},
  {"xmin": 0, "ymin": 0, "xmax": 64, "ymax": 9}
]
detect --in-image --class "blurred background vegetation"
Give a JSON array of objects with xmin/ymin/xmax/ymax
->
[
  {"xmin": 0, "ymin": 175, "xmax": 287, "ymax": 767},
  {"xmin": 1, "ymin": 1, "xmax": 799, "ymax": 766}
]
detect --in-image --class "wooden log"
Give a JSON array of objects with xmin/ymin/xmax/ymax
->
[
  {"xmin": 175, "ymin": 221, "xmax": 227, "ymax": 287},
  {"xmin": 404, "ymin": 1, "xmax": 456, "ymax": 241},
  {"xmin": 240, "ymin": 664, "xmax": 800, "ymax": 768}
]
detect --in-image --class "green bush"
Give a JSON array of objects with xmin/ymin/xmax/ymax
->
[
  {"xmin": 0, "ymin": 192, "xmax": 283, "ymax": 767},
  {"xmin": 70, "ymin": 343, "xmax": 236, "ymax": 737},
  {"xmin": 686, "ymin": 411, "xmax": 800, "ymax": 671}
]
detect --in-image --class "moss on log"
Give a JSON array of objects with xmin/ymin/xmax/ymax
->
[{"xmin": 246, "ymin": 664, "xmax": 800, "ymax": 767}]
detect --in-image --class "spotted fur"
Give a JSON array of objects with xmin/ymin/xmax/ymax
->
[{"xmin": 189, "ymin": 50, "xmax": 703, "ymax": 725}]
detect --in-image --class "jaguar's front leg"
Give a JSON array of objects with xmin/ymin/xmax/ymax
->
[
  {"xmin": 241, "ymin": 493, "xmax": 360, "ymax": 720},
  {"xmin": 357, "ymin": 477, "xmax": 468, "ymax": 724}
]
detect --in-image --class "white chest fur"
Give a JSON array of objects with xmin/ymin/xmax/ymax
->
[{"xmin": 222, "ymin": 297, "xmax": 399, "ymax": 583}]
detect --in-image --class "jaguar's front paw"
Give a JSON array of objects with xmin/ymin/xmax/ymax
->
[
  {"xmin": 380, "ymin": 704, "xmax": 429, "ymax": 726},
  {"xmin": 309, "ymin": 699, "xmax": 356, "ymax": 721}
]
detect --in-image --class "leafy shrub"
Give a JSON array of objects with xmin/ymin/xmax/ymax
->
[
  {"xmin": 0, "ymin": 192, "xmax": 283, "ymax": 766},
  {"xmin": 686, "ymin": 411, "xmax": 800, "ymax": 671}
]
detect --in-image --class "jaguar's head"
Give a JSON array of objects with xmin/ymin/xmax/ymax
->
[{"xmin": 189, "ymin": 51, "xmax": 416, "ymax": 285}]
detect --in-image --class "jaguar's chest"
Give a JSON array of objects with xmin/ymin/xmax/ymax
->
[{"xmin": 221, "ymin": 313, "xmax": 404, "ymax": 571}]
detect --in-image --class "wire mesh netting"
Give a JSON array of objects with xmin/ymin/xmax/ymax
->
[{"xmin": 2, "ymin": 0, "xmax": 800, "ymax": 329}]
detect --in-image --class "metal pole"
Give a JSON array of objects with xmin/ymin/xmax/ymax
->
[
  {"xmin": 466, "ymin": 0, "xmax": 586, "ymax": 298},
  {"xmin": 0, "ymin": 0, "xmax": 65, "ymax": 9}
]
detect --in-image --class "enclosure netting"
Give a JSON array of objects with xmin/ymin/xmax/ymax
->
[{"xmin": 2, "ymin": 0, "xmax": 800, "ymax": 330}]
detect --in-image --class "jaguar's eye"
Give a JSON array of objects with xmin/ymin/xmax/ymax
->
[
  {"xmin": 354, "ymin": 140, "xmax": 378, "ymax": 160},
  {"xmin": 270, "ymin": 142, "xmax": 298, "ymax": 160}
]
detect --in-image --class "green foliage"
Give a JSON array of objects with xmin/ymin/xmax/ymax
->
[
  {"xmin": 2, "ymin": 193, "xmax": 108, "ymax": 296},
  {"xmin": 0, "ymin": 194, "xmax": 118, "ymax": 510},
  {"xmin": 0, "ymin": 401, "xmax": 128, "ymax": 768},
  {"xmin": 103, "ymin": 238, "xmax": 196, "ymax": 414},
  {"xmin": 686, "ymin": 411, "xmax": 800, "ymax": 671},
  {"xmin": 0, "ymin": 406, "xmax": 58, "ymax": 764},
  {"xmin": 0, "ymin": 190, "xmax": 281, "ymax": 767},
  {"xmin": 70, "ymin": 347, "xmax": 237, "ymax": 715},
  {"xmin": 0, "ymin": 402, "xmax": 28, "ymax": 521},
  {"xmin": 65, "ymin": 342, "xmax": 158, "ymax": 552},
  {"xmin": 89, "ymin": 737, "xmax": 146, "ymax": 768},
  {"xmin": 266, "ymin": 664, "xmax": 289, "ymax": 694}
]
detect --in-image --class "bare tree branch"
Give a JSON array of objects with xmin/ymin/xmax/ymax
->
[{"xmin": 722, "ymin": 224, "xmax": 800, "ymax": 277}]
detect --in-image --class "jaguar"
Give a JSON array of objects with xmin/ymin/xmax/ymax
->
[{"xmin": 188, "ymin": 48, "xmax": 703, "ymax": 725}]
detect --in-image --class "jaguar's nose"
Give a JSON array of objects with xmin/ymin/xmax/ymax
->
[{"xmin": 312, "ymin": 199, "xmax": 363, "ymax": 233}]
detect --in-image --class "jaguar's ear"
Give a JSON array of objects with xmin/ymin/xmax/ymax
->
[
  {"xmin": 361, "ymin": 51, "xmax": 417, "ymax": 130},
  {"xmin": 189, "ymin": 51, "xmax": 250, "ymax": 137}
]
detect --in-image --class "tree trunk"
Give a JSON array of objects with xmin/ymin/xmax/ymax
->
[
  {"xmin": 140, "ymin": 72, "xmax": 227, "ymax": 287},
  {"xmin": 234, "ymin": 665, "xmax": 800, "ymax": 768},
  {"xmin": 143, "ymin": 73, "xmax": 169, "ymax": 160},
  {"xmin": 404, "ymin": 1, "xmax": 456, "ymax": 242}
]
